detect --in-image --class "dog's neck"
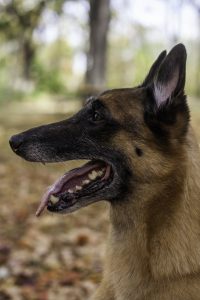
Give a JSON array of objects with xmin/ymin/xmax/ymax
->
[{"xmin": 109, "ymin": 126, "xmax": 200, "ymax": 280}]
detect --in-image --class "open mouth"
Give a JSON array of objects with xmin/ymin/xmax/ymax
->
[{"xmin": 36, "ymin": 160, "xmax": 112, "ymax": 216}]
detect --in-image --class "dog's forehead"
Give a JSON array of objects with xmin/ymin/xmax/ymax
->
[{"xmin": 99, "ymin": 88, "xmax": 145, "ymax": 117}]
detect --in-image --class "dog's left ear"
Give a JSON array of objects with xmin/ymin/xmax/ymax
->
[{"xmin": 152, "ymin": 43, "xmax": 187, "ymax": 109}]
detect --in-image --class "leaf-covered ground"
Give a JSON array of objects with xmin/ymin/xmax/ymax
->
[
  {"xmin": 0, "ymin": 100, "xmax": 110, "ymax": 300},
  {"xmin": 0, "ymin": 97, "xmax": 200, "ymax": 300}
]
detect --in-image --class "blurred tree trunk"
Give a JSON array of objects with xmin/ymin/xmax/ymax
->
[
  {"xmin": 196, "ymin": 7, "xmax": 200, "ymax": 96},
  {"xmin": 85, "ymin": 0, "xmax": 111, "ymax": 93},
  {"xmin": 22, "ymin": 38, "xmax": 35, "ymax": 80},
  {"xmin": 189, "ymin": 0, "xmax": 200, "ymax": 96}
]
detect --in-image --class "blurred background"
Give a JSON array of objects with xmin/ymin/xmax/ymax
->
[{"xmin": 1, "ymin": 0, "xmax": 200, "ymax": 299}]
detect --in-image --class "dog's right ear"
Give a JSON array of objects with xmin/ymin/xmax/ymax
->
[
  {"xmin": 141, "ymin": 50, "xmax": 167, "ymax": 87},
  {"xmin": 152, "ymin": 43, "xmax": 187, "ymax": 109},
  {"xmin": 144, "ymin": 44, "xmax": 189, "ymax": 140}
]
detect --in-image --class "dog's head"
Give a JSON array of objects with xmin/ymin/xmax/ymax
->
[{"xmin": 9, "ymin": 43, "xmax": 189, "ymax": 216}]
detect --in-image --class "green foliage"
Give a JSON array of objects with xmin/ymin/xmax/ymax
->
[
  {"xmin": 31, "ymin": 39, "xmax": 74, "ymax": 94},
  {"xmin": 107, "ymin": 36, "xmax": 157, "ymax": 88},
  {"xmin": 0, "ymin": 0, "xmax": 199, "ymax": 103},
  {"xmin": 32, "ymin": 61, "xmax": 66, "ymax": 94},
  {"xmin": 0, "ymin": 0, "xmax": 67, "ymax": 80}
]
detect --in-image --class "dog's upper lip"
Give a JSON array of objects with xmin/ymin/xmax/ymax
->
[{"xmin": 35, "ymin": 160, "xmax": 111, "ymax": 217}]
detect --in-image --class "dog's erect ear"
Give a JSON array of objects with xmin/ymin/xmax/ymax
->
[
  {"xmin": 142, "ymin": 50, "xmax": 167, "ymax": 87},
  {"xmin": 144, "ymin": 44, "xmax": 189, "ymax": 140},
  {"xmin": 152, "ymin": 43, "xmax": 187, "ymax": 108}
]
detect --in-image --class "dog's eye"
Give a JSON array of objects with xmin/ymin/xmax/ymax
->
[
  {"xmin": 91, "ymin": 111, "xmax": 104, "ymax": 122},
  {"xmin": 93, "ymin": 112, "xmax": 102, "ymax": 121}
]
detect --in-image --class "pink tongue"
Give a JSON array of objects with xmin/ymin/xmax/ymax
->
[{"xmin": 35, "ymin": 162, "xmax": 105, "ymax": 217}]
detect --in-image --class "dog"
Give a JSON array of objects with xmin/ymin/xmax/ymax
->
[{"xmin": 10, "ymin": 43, "xmax": 200, "ymax": 299}]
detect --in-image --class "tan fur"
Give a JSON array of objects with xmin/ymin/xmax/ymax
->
[{"xmin": 91, "ymin": 90, "xmax": 200, "ymax": 300}]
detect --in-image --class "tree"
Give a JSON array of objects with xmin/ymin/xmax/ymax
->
[
  {"xmin": 188, "ymin": 0, "xmax": 200, "ymax": 96},
  {"xmin": 0, "ymin": 0, "xmax": 68, "ymax": 81},
  {"xmin": 0, "ymin": 0, "xmax": 48, "ymax": 80},
  {"xmin": 85, "ymin": 0, "xmax": 111, "ymax": 92}
]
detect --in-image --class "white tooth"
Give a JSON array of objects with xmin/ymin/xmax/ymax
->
[
  {"xmin": 88, "ymin": 173, "xmax": 94, "ymax": 180},
  {"xmin": 89, "ymin": 170, "xmax": 98, "ymax": 180},
  {"xmin": 83, "ymin": 179, "xmax": 90, "ymax": 185},
  {"xmin": 68, "ymin": 189, "xmax": 73, "ymax": 194},
  {"xmin": 98, "ymin": 170, "xmax": 103, "ymax": 176},
  {"xmin": 76, "ymin": 185, "xmax": 82, "ymax": 191},
  {"xmin": 50, "ymin": 195, "xmax": 59, "ymax": 204}
]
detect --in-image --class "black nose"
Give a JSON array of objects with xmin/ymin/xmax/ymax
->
[{"xmin": 9, "ymin": 134, "xmax": 24, "ymax": 152}]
